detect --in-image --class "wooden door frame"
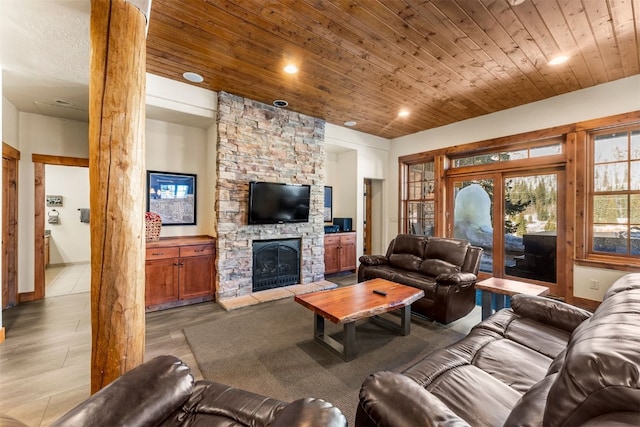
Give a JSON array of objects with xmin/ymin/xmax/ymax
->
[
  {"xmin": 446, "ymin": 168, "xmax": 566, "ymax": 298},
  {"xmin": 363, "ymin": 179, "xmax": 372, "ymax": 255},
  {"xmin": 32, "ymin": 154, "xmax": 89, "ymax": 301},
  {"xmin": 2, "ymin": 143, "xmax": 20, "ymax": 312}
]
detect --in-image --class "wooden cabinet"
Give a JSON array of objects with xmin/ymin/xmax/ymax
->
[
  {"xmin": 145, "ymin": 235, "xmax": 215, "ymax": 311},
  {"xmin": 324, "ymin": 231, "xmax": 357, "ymax": 274}
]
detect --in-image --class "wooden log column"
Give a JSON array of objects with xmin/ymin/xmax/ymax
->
[{"xmin": 89, "ymin": 0, "xmax": 151, "ymax": 393}]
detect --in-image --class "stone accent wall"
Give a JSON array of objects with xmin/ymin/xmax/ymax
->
[{"xmin": 215, "ymin": 92, "xmax": 326, "ymax": 300}]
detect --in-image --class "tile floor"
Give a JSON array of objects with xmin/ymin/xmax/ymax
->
[
  {"xmin": 44, "ymin": 263, "xmax": 91, "ymax": 297},
  {"xmin": 0, "ymin": 269, "xmax": 359, "ymax": 426}
]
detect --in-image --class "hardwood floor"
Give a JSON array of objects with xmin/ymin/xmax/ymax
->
[
  {"xmin": 0, "ymin": 272, "xmax": 359, "ymax": 426},
  {"xmin": 0, "ymin": 290, "xmax": 220, "ymax": 426}
]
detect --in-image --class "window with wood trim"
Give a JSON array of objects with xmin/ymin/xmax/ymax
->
[
  {"xmin": 451, "ymin": 141, "xmax": 563, "ymax": 169},
  {"xmin": 588, "ymin": 126, "xmax": 640, "ymax": 258},
  {"xmin": 400, "ymin": 161, "xmax": 435, "ymax": 236}
]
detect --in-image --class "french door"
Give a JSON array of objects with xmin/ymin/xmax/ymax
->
[{"xmin": 448, "ymin": 169, "xmax": 565, "ymax": 297}]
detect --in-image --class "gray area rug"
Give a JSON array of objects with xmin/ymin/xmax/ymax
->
[{"xmin": 183, "ymin": 297, "xmax": 467, "ymax": 425}]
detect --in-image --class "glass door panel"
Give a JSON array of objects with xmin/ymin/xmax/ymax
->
[
  {"xmin": 452, "ymin": 178, "xmax": 494, "ymax": 275},
  {"xmin": 503, "ymin": 174, "xmax": 558, "ymax": 284}
]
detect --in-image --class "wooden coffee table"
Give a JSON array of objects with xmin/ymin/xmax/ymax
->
[
  {"xmin": 476, "ymin": 277, "xmax": 550, "ymax": 320},
  {"xmin": 294, "ymin": 278, "xmax": 424, "ymax": 361}
]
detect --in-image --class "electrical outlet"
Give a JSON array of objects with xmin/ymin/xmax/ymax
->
[{"xmin": 590, "ymin": 279, "xmax": 600, "ymax": 290}]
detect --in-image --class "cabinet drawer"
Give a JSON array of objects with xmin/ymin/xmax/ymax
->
[
  {"xmin": 146, "ymin": 246, "xmax": 179, "ymax": 260},
  {"xmin": 341, "ymin": 233, "xmax": 357, "ymax": 243},
  {"xmin": 324, "ymin": 235, "xmax": 340, "ymax": 245},
  {"xmin": 180, "ymin": 244, "xmax": 215, "ymax": 258}
]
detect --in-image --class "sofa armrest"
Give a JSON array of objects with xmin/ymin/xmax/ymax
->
[
  {"xmin": 577, "ymin": 412, "xmax": 640, "ymax": 426},
  {"xmin": 510, "ymin": 294, "xmax": 592, "ymax": 333},
  {"xmin": 359, "ymin": 254, "xmax": 388, "ymax": 266},
  {"xmin": 271, "ymin": 398, "xmax": 347, "ymax": 427},
  {"xmin": 51, "ymin": 355, "xmax": 194, "ymax": 427},
  {"xmin": 0, "ymin": 415, "xmax": 29, "ymax": 427},
  {"xmin": 358, "ymin": 371, "xmax": 471, "ymax": 427},
  {"xmin": 435, "ymin": 272, "xmax": 477, "ymax": 287}
]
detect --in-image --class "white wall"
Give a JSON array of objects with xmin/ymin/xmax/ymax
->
[
  {"xmin": 146, "ymin": 118, "xmax": 212, "ymax": 238},
  {"xmin": 44, "ymin": 165, "xmax": 90, "ymax": 264},
  {"xmin": 2, "ymin": 96, "xmax": 18, "ymax": 147},
  {"xmin": 388, "ymin": 75, "xmax": 640, "ymax": 300},
  {"xmin": 325, "ymin": 124, "xmax": 390, "ymax": 259},
  {"xmin": 12, "ymin": 111, "xmax": 215, "ymax": 294},
  {"xmin": 17, "ymin": 113, "xmax": 89, "ymax": 293}
]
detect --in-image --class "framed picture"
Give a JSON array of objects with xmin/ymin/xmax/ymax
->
[
  {"xmin": 147, "ymin": 171, "xmax": 197, "ymax": 225},
  {"xmin": 324, "ymin": 186, "xmax": 333, "ymax": 222}
]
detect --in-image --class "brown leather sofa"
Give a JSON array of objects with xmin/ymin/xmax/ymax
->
[
  {"xmin": 2, "ymin": 355, "xmax": 346, "ymax": 427},
  {"xmin": 358, "ymin": 234, "xmax": 482, "ymax": 324},
  {"xmin": 356, "ymin": 273, "xmax": 640, "ymax": 426}
]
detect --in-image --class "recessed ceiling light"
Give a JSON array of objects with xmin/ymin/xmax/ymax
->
[
  {"xmin": 273, "ymin": 100, "xmax": 289, "ymax": 108},
  {"xmin": 548, "ymin": 55, "xmax": 569, "ymax": 66},
  {"xmin": 54, "ymin": 99, "xmax": 73, "ymax": 107},
  {"xmin": 283, "ymin": 64, "xmax": 299, "ymax": 74},
  {"xmin": 183, "ymin": 72, "xmax": 204, "ymax": 83},
  {"xmin": 344, "ymin": 120, "xmax": 357, "ymax": 127},
  {"xmin": 507, "ymin": 0, "xmax": 526, "ymax": 6},
  {"xmin": 398, "ymin": 110, "xmax": 410, "ymax": 118}
]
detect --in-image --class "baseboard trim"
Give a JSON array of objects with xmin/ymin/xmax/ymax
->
[
  {"xmin": 47, "ymin": 261, "xmax": 90, "ymax": 268},
  {"xmin": 18, "ymin": 291, "xmax": 36, "ymax": 303}
]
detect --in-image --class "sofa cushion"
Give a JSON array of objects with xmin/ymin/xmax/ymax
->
[
  {"xmin": 358, "ymin": 265, "xmax": 399, "ymax": 282},
  {"xmin": 473, "ymin": 309, "xmax": 572, "ymax": 360},
  {"xmin": 503, "ymin": 373, "xmax": 557, "ymax": 427},
  {"xmin": 425, "ymin": 238, "xmax": 469, "ymax": 267},
  {"xmin": 389, "ymin": 234, "xmax": 427, "ymax": 257},
  {"xmin": 472, "ymin": 338, "xmax": 551, "ymax": 393},
  {"xmin": 398, "ymin": 271, "xmax": 437, "ymax": 299},
  {"xmin": 388, "ymin": 253, "xmax": 422, "ymax": 271},
  {"xmin": 426, "ymin": 365, "xmax": 521, "ymax": 426},
  {"xmin": 419, "ymin": 258, "xmax": 460, "ymax": 277}
]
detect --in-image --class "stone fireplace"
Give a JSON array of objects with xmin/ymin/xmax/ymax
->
[
  {"xmin": 252, "ymin": 238, "xmax": 301, "ymax": 292},
  {"xmin": 215, "ymin": 92, "xmax": 326, "ymax": 300}
]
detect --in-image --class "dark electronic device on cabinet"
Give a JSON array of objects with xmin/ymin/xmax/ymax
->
[
  {"xmin": 333, "ymin": 217, "xmax": 352, "ymax": 232},
  {"xmin": 324, "ymin": 225, "xmax": 340, "ymax": 233}
]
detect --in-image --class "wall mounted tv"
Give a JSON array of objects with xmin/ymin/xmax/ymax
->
[{"xmin": 248, "ymin": 181, "xmax": 311, "ymax": 224}]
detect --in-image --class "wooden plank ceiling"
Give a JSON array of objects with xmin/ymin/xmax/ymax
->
[{"xmin": 147, "ymin": 0, "xmax": 640, "ymax": 139}]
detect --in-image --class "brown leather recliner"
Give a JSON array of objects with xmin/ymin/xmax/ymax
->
[
  {"xmin": 0, "ymin": 355, "xmax": 346, "ymax": 427},
  {"xmin": 358, "ymin": 234, "xmax": 483, "ymax": 324},
  {"xmin": 356, "ymin": 273, "xmax": 640, "ymax": 427}
]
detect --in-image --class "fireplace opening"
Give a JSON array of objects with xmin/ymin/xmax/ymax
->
[{"xmin": 252, "ymin": 238, "xmax": 301, "ymax": 292}]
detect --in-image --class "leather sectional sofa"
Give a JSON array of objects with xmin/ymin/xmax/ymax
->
[
  {"xmin": 358, "ymin": 234, "xmax": 482, "ymax": 324},
  {"xmin": 2, "ymin": 355, "xmax": 346, "ymax": 427},
  {"xmin": 356, "ymin": 273, "xmax": 640, "ymax": 426}
]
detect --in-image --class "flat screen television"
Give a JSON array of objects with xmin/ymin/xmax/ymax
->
[{"xmin": 248, "ymin": 181, "xmax": 311, "ymax": 224}]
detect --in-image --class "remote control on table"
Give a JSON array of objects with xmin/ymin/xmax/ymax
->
[{"xmin": 373, "ymin": 289, "xmax": 387, "ymax": 296}]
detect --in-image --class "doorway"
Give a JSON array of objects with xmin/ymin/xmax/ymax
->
[
  {"xmin": 363, "ymin": 179, "xmax": 372, "ymax": 255},
  {"xmin": 2, "ymin": 143, "xmax": 20, "ymax": 309},
  {"xmin": 363, "ymin": 178, "xmax": 384, "ymax": 256},
  {"xmin": 33, "ymin": 154, "xmax": 89, "ymax": 301},
  {"xmin": 448, "ymin": 169, "xmax": 565, "ymax": 297}
]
